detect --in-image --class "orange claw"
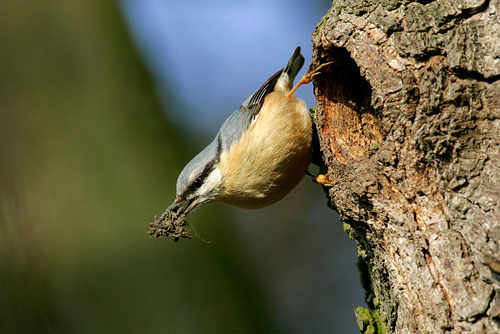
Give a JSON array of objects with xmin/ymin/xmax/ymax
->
[
  {"xmin": 314, "ymin": 174, "xmax": 338, "ymax": 187},
  {"xmin": 288, "ymin": 61, "xmax": 334, "ymax": 97}
]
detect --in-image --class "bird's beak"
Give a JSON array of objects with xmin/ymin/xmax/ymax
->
[
  {"xmin": 182, "ymin": 198, "xmax": 199, "ymax": 215},
  {"xmin": 167, "ymin": 196, "xmax": 184, "ymax": 212},
  {"xmin": 167, "ymin": 196, "xmax": 199, "ymax": 216}
]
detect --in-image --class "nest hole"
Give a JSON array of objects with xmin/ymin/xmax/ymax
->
[{"xmin": 313, "ymin": 47, "xmax": 384, "ymax": 165}]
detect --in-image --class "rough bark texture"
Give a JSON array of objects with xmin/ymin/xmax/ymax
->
[{"xmin": 311, "ymin": 0, "xmax": 500, "ymax": 333}]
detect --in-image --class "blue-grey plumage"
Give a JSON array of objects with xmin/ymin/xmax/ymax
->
[{"xmin": 170, "ymin": 47, "xmax": 311, "ymax": 215}]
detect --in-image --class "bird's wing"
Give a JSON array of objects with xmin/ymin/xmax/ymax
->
[
  {"xmin": 216, "ymin": 68, "xmax": 283, "ymax": 153},
  {"xmin": 245, "ymin": 68, "xmax": 284, "ymax": 121},
  {"xmin": 216, "ymin": 46, "xmax": 304, "ymax": 154}
]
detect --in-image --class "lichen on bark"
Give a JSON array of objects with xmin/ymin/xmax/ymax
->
[
  {"xmin": 312, "ymin": 0, "xmax": 500, "ymax": 333},
  {"xmin": 355, "ymin": 306, "xmax": 388, "ymax": 334}
]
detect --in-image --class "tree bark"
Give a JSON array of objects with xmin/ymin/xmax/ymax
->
[{"xmin": 311, "ymin": 0, "xmax": 500, "ymax": 333}]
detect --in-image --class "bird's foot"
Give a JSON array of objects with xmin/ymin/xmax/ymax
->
[
  {"xmin": 288, "ymin": 61, "xmax": 334, "ymax": 97},
  {"xmin": 307, "ymin": 170, "xmax": 338, "ymax": 187},
  {"xmin": 314, "ymin": 174, "xmax": 338, "ymax": 187}
]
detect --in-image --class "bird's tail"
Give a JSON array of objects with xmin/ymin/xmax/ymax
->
[{"xmin": 283, "ymin": 46, "xmax": 305, "ymax": 83}]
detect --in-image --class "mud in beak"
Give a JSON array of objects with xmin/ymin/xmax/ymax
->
[{"xmin": 167, "ymin": 197, "xmax": 199, "ymax": 216}]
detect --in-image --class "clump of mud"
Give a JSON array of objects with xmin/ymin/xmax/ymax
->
[{"xmin": 147, "ymin": 209, "xmax": 192, "ymax": 242}]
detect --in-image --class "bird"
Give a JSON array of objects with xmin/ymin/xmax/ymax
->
[{"xmin": 168, "ymin": 47, "xmax": 330, "ymax": 216}]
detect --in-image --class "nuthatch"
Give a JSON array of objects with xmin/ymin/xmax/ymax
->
[{"xmin": 168, "ymin": 47, "xmax": 329, "ymax": 216}]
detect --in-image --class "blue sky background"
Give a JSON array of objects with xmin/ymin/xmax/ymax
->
[{"xmin": 119, "ymin": 0, "xmax": 328, "ymax": 132}]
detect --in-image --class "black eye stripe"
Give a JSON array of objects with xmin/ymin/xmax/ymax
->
[
  {"xmin": 183, "ymin": 135, "xmax": 222, "ymax": 197},
  {"xmin": 186, "ymin": 158, "xmax": 216, "ymax": 193}
]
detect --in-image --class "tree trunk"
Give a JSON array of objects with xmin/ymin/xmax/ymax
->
[{"xmin": 311, "ymin": 0, "xmax": 500, "ymax": 333}]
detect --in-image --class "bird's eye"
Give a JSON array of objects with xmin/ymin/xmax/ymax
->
[{"xmin": 193, "ymin": 178, "xmax": 202, "ymax": 189}]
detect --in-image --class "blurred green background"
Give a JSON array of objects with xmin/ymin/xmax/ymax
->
[{"xmin": 0, "ymin": 1, "xmax": 363, "ymax": 333}]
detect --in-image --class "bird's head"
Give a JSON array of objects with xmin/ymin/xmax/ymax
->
[{"xmin": 169, "ymin": 140, "xmax": 223, "ymax": 215}]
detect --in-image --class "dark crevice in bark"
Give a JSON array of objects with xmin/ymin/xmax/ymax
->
[
  {"xmin": 415, "ymin": 0, "xmax": 438, "ymax": 5},
  {"xmin": 468, "ymin": 289, "xmax": 496, "ymax": 323},
  {"xmin": 458, "ymin": 0, "xmax": 490, "ymax": 18},
  {"xmin": 452, "ymin": 68, "xmax": 500, "ymax": 84}
]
